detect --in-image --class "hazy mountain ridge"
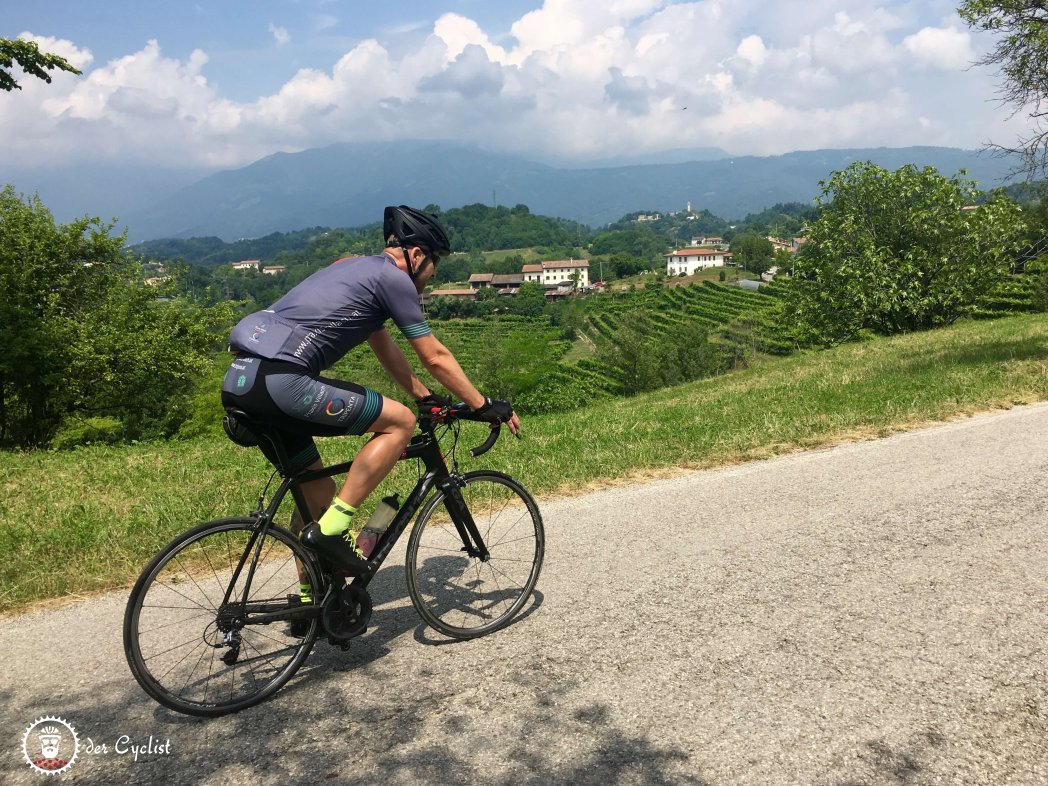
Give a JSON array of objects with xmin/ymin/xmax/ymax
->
[{"xmin": 4, "ymin": 142, "xmax": 1018, "ymax": 243}]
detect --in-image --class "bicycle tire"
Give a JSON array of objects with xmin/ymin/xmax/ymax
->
[
  {"xmin": 405, "ymin": 471, "xmax": 544, "ymax": 639},
  {"xmin": 123, "ymin": 517, "xmax": 323, "ymax": 716}
]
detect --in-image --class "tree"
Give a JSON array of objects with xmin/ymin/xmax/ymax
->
[
  {"xmin": 785, "ymin": 162, "xmax": 1026, "ymax": 342},
  {"xmin": 1, "ymin": 38, "xmax": 81, "ymax": 91},
  {"xmin": 598, "ymin": 310, "xmax": 662, "ymax": 394},
  {"xmin": 730, "ymin": 234, "xmax": 775, "ymax": 274},
  {"xmin": 0, "ymin": 187, "xmax": 231, "ymax": 448},
  {"xmin": 589, "ymin": 227, "xmax": 667, "ymax": 261},
  {"xmin": 958, "ymin": 1, "xmax": 1048, "ymax": 177},
  {"xmin": 512, "ymin": 281, "xmax": 548, "ymax": 317}
]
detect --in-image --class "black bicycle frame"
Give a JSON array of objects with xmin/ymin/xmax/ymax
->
[{"xmin": 224, "ymin": 420, "xmax": 492, "ymax": 625}]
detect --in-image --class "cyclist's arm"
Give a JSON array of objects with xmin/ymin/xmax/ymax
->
[
  {"xmin": 407, "ymin": 333, "xmax": 487, "ymax": 410},
  {"xmin": 367, "ymin": 328, "xmax": 430, "ymax": 400}
]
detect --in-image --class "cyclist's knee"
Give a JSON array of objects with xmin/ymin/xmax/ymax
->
[{"xmin": 381, "ymin": 399, "xmax": 416, "ymax": 438}]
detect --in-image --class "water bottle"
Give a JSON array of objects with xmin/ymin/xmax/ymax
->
[{"xmin": 355, "ymin": 494, "xmax": 400, "ymax": 557}]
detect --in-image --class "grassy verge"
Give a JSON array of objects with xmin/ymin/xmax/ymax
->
[{"xmin": 1, "ymin": 313, "xmax": 1046, "ymax": 614}]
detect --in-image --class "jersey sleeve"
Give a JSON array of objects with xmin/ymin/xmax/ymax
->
[{"xmin": 379, "ymin": 266, "xmax": 432, "ymax": 340}]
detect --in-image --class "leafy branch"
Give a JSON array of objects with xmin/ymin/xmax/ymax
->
[{"xmin": 0, "ymin": 38, "xmax": 82, "ymax": 92}]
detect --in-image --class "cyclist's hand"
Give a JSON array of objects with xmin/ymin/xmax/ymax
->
[
  {"xmin": 415, "ymin": 390, "xmax": 452, "ymax": 414},
  {"xmin": 473, "ymin": 397, "xmax": 521, "ymax": 436}
]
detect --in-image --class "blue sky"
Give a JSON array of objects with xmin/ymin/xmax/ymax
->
[
  {"xmin": 0, "ymin": 0, "xmax": 1036, "ymax": 173},
  {"xmin": 4, "ymin": 1, "xmax": 540, "ymax": 101}
]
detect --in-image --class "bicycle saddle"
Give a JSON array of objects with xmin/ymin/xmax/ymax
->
[{"xmin": 222, "ymin": 408, "xmax": 261, "ymax": 448}]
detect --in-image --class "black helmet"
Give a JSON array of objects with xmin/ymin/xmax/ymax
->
[{"xmin": 383, "ymin": 205, "xmax": 451, "ymax": 257}]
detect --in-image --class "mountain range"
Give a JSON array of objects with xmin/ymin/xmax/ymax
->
[{"xmin": 2, "ymin": 143, "xmax": 1020, "ymax": 243}]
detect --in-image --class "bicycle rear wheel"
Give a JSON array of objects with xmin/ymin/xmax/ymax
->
[
  {"xmin": 406, "ymin": 471, "xmax": 544, "ymax": 639},
  {"xmin": 123, "ymin": 517, "xmax": 322, "ymax": 716}
]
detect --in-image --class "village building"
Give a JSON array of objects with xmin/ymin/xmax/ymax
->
[
  {"xmin": 491, "ymin": 273, "xmax": 524, "ymax": 295},
  {"xmin": 231, "ymin": 259, "xmax": 260, "ymax": 271},
  {"xmin": 534, "ymin": 260, "xmax": 589, "ymax": 288},
  {"xmin": 468, "ymin": 273, "xmax": 494, "ymax": 290},
  {"xmin": 261, "ymin": 265, "xmax": 287, "ymax": 276},
  {"xmin": 664, "ymin": 248, "xmax": 732, "ymax": 276},
  {"xmin": 522, "ymin": 263, "xmax": 544, "ymax": 284},
  {"xmin": 690, "ymin": 236, "xmax": 727, "ymax": 249},
  {"xmin": 471, "ymin": 260, "xmax": 589, "ymax": 292}
]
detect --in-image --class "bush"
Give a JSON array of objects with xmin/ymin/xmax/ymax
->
[
  {"xmin": 786, "ymin": 163, "xmax": 1027, "ymax": 343},
  {"xmin": 0, "ymin": 187, "xmax": 235, "ymax": 448},
  {"xmin": 50, "ymin": 417, "xmax": 124, "ymax": 450}
]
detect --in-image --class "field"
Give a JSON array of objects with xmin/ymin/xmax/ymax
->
[{"xmin": 2, "ymin": 311, "xmax": 1046, "ymax": 614}]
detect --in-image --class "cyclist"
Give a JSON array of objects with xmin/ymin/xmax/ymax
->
[{"xmin": 221, "ymin": 205, "xmax": 520, "ymax": 583}]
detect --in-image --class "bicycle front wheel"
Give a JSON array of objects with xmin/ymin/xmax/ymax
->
[
  {"xmin": 406, "ymin": 471, "xmax": 544, "ymax": 639},
  {"xmin": 123, "ymin": 517, "xmax": 322, "ymax": 716}
]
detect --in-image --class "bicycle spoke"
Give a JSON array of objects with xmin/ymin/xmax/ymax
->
[
  {"xmin": 407, "ymin": 473, "xmax": 542, "ymax": 639},
  {"xmin": 150, "ymin": 578, "xmax": 217, "ymax": 614},
  {"xmin": 126, "ymin": 519, "xmax": 320, "ymax": 716},
  {"xmin": 139, "ymin": 611, "xmax": 213, "ymax": 636},
  {"xmin": 160, "ymin": 557, "xmax": 220, "ymax": 620},
  {"xmin": 179, "ymin": 639, "xmax": 214, "ymax": 699}
]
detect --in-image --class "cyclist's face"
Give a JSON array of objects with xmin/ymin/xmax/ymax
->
[{"xmin": 411, "ymin": 246, "xmax": 437, "ymax": 293}]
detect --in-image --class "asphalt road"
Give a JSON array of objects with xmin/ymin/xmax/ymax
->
[{"xmin": 2, "ymin": 404, "xmax": 1046, "ymax": 785}]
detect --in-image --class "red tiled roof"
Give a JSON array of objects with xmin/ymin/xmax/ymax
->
[
  {"xmin": 542, "ymin": 260, "xmax": 589, "ymax": 269},
  {"xmin": 665, "ymin": 248, "xmax": 725, "ymax": 258},
  {"xmin": 429, "ymin": 288, "xmax": 476, "ymax": 297}
]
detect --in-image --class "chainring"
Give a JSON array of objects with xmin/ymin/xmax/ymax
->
[{"xmin": 320, "ymin": 584, "xmax": 372, "ymax": 641}]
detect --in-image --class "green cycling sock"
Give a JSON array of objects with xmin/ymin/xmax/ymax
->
[
  {"xmin": 319, "ymin": 498, "xmax": 358, "ymax": 536},
  {"xmin": 299, "ymin": 583, "xmax": 312, "ymax": 604}
]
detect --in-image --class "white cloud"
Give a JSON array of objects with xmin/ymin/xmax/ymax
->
[
  {"xmin": 433, "ymin": 13, "xmax": 507, "ymax": 62},
  {"xmin": 269, "ymin": 23, "xmax": 290, "ymax": 47},
  {"xmin": 17, "ymin": 32, "xmax": 94, "ymax": 70},
  {"xmin": 736, "ymin": 35, "xmax": 767, "ymax": 67},
  {"xmin": 0, "ymin": 1, "xmax": 1037, "ymax": 171},
  {"xmin": 903, "ymin": 26, "xmax": 973, "ymax": 70}
]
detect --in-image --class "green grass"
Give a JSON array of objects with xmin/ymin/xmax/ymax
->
[
  {"xmin": 664, "ymin": 266, "xmax": 759, "ymax": 286},
  {"xmin": 1, "ymin": 313, "xmax": 1046, "ymax": 614},
  {"xmin": 603, "ymin": 266, "xmax": 757, "ymax": 290}
]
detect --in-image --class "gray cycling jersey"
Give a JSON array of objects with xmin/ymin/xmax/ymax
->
[{"xmin": 228, "ymin": 254, "xmax": 431, "ymax": 374}]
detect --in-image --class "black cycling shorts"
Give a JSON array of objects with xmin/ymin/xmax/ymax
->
[{"xmin": 221, "ymin": 354, "xmax": 384, "ymax": 474}]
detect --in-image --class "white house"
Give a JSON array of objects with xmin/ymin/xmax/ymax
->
[
  {"xmin": 231, "ymin": 259, "xmax": 260, "ymax": 271},
  {"xmin": 522, "ymin": 264, "xmax": 544, "ymax": 284},
  {"xmin": 664, "ymin": 248, "xmax": 731, "ymax": 276},
  {"xmin": 531, "ymin": 260, "xmax": 589, "ymax": 288}
]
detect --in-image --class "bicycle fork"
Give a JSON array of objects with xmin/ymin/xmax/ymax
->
[{"xmin": 440, "ymin": 479, "xmax": 491, "ymax": 561}]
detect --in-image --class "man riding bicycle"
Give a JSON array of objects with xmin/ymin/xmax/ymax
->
[{"xmin": 221, "ymin": 205, "xmax": 520, "ymax": 581}]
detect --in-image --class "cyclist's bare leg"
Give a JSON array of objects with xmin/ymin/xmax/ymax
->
[
  {"xmin": 290, "ymin": 467, "xmax": 336, "ymax": 586},
  {"xmin": 336, "ymin": 397, "xmax": 416, "ymax": 508},
  {"xmin": 292, "ymin": 398, "xmax": 413, "ymax": 580}
]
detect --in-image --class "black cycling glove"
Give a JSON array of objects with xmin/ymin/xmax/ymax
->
[
  {"xmin": 472, "ymin": 396, "xmax": 513, "ymax": 424},
  {"xmin": 415, "ymin": 390, "xmax": 452, "ymax": 413}
]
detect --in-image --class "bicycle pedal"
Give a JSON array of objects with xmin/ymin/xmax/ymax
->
[{"xmin": 326, "ymin": 636, "xmax": 351, "ymax": 651}]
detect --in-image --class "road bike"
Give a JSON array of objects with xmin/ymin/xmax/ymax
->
[{"xmin": 123, "ymin": 403, "xmax": 544, "ymax": 717}]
